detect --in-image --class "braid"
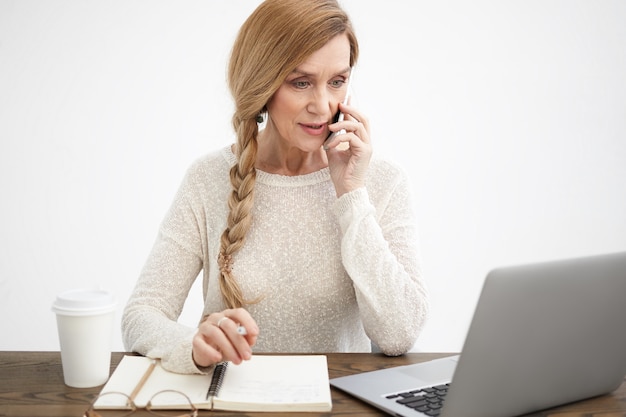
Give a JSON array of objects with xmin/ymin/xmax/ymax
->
[
  {"xmin": 218, "ymin": 117, "xmax": 259, "ymax": 308},
  {"xmin": 218, "ymin": 0, "xmax": 359, "ymax": 308}
]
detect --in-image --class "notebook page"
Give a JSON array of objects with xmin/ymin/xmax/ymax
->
[{"xmin": 213, "ymin": 355, "xmax": 332, "ymax": 412}]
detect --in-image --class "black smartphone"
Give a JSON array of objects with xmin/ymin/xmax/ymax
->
[
  {"xmin": 325, "ymin": 69, "xmax": 354, "ymax": 142},
  {"xmin": 326, "ymin": 109, "xmax": 342, "ymax": 140}
]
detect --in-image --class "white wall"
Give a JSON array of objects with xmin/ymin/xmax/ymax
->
[{"xmin": 1, "ymin": 0, "xmax": 625, "ymax": 353}]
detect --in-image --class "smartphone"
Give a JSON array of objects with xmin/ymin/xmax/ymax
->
[{"xmin": 325, "ymin": 69, "xmax": 354, "ymax": 143}]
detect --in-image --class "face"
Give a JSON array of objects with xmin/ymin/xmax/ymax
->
[{"xmin": 265, "ymin": 34, "xmax": 352, "ymax": 151}]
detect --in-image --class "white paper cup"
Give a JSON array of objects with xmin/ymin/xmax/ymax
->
[{"xmin": 51, "ymin": 289, "xmax": 116, "ymax": 388}]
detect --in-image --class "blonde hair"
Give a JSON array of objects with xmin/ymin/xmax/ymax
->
[{"xmin": 217, "ymin": 0, "xmax": 359, "ymax": 308}]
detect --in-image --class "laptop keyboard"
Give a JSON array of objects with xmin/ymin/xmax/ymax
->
[{"xmin": 385, "ymin": 383, "xmax": 450, "ymax": 416}]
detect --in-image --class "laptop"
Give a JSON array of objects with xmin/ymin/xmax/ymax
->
[{"xmin": 330, "ymin": 251, "xmax": 626, "ymax": 417}]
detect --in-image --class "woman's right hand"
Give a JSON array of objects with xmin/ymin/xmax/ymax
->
[{"xmin": 192, "ymin": 308, "xmax": 259, "ymax": 368}]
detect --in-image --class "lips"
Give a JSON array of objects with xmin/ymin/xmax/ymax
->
[
  {"xmin": 303, "ymin": 122, "xmax": 326, "ymax": 129},
  {"xmin": 300, "ymin": 122, "xmax": 328, "ymax": 136}
]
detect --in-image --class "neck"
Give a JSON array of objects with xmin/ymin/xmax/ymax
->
[{"xmin": 255, "ymin": 129, "xmax": 327, "ymax": 176}]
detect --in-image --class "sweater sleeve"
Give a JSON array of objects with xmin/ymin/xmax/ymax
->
[
  {"xmin": 121, "ymin": 164, "xmax": 208, "ymax": 374},
  {"xmin": 333, "ymin": 165, "xmax": 429, "ymax": 355}
]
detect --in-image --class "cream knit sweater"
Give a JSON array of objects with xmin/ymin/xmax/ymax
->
[{"xmin": 122, "ymin": 145, "xmax": 428, "ymax": 374}]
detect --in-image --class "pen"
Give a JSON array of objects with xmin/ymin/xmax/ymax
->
[{"xmin": 236, "ymin": 325, "xmax": 247, "ymax": 335}]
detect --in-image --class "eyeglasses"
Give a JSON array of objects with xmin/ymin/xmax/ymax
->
[{"xmin": 84, "ymin": 390, "xmax": 198, "ymax": 417}]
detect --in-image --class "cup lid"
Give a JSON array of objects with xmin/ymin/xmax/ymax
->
[{"xmin": 52, "ymin": 289, "xmax": 116, "ymax": 316}]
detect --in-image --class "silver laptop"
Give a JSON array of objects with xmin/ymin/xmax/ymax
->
[{"xmin": 331, "ymin": 251, "xmax": 626, "ymax": 417}]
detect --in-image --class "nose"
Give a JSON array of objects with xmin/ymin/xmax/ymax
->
[{"xmin": 306, "ymin": 86, "xmax": 333, "ymax": 117}]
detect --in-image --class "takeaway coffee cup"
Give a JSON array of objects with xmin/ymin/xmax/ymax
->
[{"xmin": 51, "ymin": 289, "xmax": 116, "ymax": 388}]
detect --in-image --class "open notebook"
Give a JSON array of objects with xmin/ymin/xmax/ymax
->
[
  {"xmin": 331, "ymin": 251, "xmax": 626, "ymax": 417},
  {"xmin": 95, "ymin": 354, "xmax": 332, "ymax": 412}
]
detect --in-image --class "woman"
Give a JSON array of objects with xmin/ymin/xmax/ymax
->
[{"xmin": 122, "ymin": 0, "xmax": 429, "ymax": 374}]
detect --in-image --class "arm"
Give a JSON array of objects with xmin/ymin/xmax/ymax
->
[
  {"xmin": 122, "ymin": 153, "xmax": 258, "ymax": 373},
  {"xmin": 122, "ymin": 163, "xmax": 207, "ymax": 374},
  {"xmin": 334, "ymin": 164, "xmax": 429, "ymax": 355},
  {"xmin": 122, "ymin": 233, "xmax": 204, "ymax": 373}
]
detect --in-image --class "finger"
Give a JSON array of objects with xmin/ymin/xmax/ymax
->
[
  {"xmin": 192, "ymin": 330, "xmax": 223, "ymax": 367},
  {"xmin": 326, "ymin": 124, "xmax": 368, "ymax": 152},
  {"xmin": 339, "ymin": 103, "xmax": 369, "ymax": 130},
  {"xmin": 216, "ymin": 309, "xmax": 258, "ymax": 361},
  {"xmin": 205, "ymin": 318, "xmax": 247, "ymax": 363},
  {"xmin": 332, "ymin": 117, "xmax": 368, "ymax": 142},
  {"xmin": 205, "ymin": 310, "xmax": 258, "ymax": 337},
  {"xmin": 222, "ymin": 308, "xmax": 260, "ymax": 339},
  {"xmin": 214, "ymin": 317, "xmax": 253, "ymax": 363},
  {"xmin": 343, "ymin": 119, "xmax": 369, "ymax": 145}
]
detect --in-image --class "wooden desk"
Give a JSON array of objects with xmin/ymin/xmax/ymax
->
[{"xmin": 1, "ymin": 351, "xmax": 625, "ymax": 417}]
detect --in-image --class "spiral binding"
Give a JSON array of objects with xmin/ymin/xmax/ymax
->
[{"xmin": 207, "ymin": 361, "xmax": 229, "ymax": 405}]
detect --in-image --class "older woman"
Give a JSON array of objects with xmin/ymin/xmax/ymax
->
[{"xmin": 122, "ymin": 0, "xmax": 428, "ymax": 374}]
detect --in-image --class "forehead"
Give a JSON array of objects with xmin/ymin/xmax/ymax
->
[{"xmin": 293, "ymin": 34, "xmax": 351, "ymax": 76}]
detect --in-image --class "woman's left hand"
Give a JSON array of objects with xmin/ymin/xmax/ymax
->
[{"xmin": 324, "ymin": 102, "xmax": 372, "ymax": 197}]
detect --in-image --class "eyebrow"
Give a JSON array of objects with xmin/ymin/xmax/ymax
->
[{"xmin": 290, "ymin": 66, "xmax": 352, "ymax": 78}]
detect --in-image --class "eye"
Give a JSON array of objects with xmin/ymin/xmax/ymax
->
[
  {"xmin": 330, "ymin": 78, "xmax": 346, "ymax": 88},
  {"xmin": 291, "ymin": 80, "xmax": 310, "ymax": 89}
]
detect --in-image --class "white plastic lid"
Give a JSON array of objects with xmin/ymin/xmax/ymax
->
[{"xmin": 51, "ymin": 289, "xmax": 116, "ymax": 316}]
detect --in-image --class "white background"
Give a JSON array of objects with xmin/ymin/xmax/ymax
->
[{"xmin": 1, "ymin": 0, "xmax": 625, "ymax": 353}]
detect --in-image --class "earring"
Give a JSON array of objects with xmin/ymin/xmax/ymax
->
[{"xmin": 256, "ymin": 113, "xmax": 264, "ymax": 124}]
